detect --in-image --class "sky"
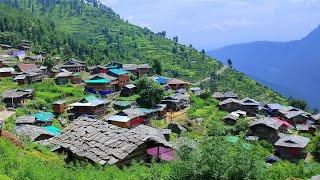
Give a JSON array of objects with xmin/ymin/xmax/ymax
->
[{"xmin": 100, "ymin": 0, "xmax": 320, "ymax": 49}]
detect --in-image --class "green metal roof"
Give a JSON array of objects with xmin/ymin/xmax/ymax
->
[
  {"xmin": 85, "ymin": 79, "xmax": 110, "ymax": 84},
  {"xmin": 84, "ymin": 95, "xmax": 99, "ymax": 102},
  {"xmin": 33, "ymin": 112, "xmax": 54, "ymax": 122},
  {"xmin": 114, "ymin": 101, "xmax": 132, "ymax": 107}
]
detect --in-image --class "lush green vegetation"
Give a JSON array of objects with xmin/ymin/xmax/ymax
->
[{"xmin": 0, "ymin": 0, "xmax": 287, "ymax": 105}]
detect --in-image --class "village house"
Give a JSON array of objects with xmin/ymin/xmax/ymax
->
[
  {"xmin": 89, "ymin": 65, "xmax": 108, "ymax": 74},
  {"xmin": 222, "ymin": 110, "xmax": 247, "ymax": 126},
  {"xmin": 106, "ymin": 108, "xmax": 146, "ymax": 128},
  {"xmin": 153, "ymin": 76, "xmax": 169, "ymax": 85},
  {"xmin": 257, "ymin": 106, "xmax": 269, "ymax": 116},
  {"xmin": 85, "ymin": 74, "xmax": 113, "ymax": 95},
  {"xmin": 15, "ymin": 116, "xmax": 36, "ymax": 125},
  {"xmin": 311, "ymin": 113, "xmax": 320, "ymax": 124},
  {"xmin": 239, "ymin": 98, "xmax": 260, "ymax": 116},
  {"xmin": 282, "ymin": 111, "xmax": 310, "ymax": 125},
  {"xmin": 24, "ymin": 55, "xmax": 43, "ymax": 63},
  {"xmin": 13, "ymin": 74, "xmax": 28, "ymax": 85},
  {"xmin": 15, "ymin": 125, "xmax": 55, "ymax": 142},
  {"xmin": 33, "ymin": 112, "xmax": 55, "ymax": 126},
  {"xmin": 249, "ymin": 117, "xmax": 291, "ymax": 142},
  {"xmin": 212, "ymin": 91, "xmax": 238, "ymax": 101},
  {"xmin": 2, "ymin": 89, "xmax": 34, "ymax": 108},
  {"xmin": 121, "ymin": 83, "xmax": 136, "ymax": 96},
  {"xmin": 190, "ymin": 87, "xmax": 204, "ymax": 96},
  {"xmin": 167, "ymin": 78, "xmax": 190, "ymax": 90},
  {"xmin": 264, "ymin": 103, "xmax": 285, "ymax": 116},
  {"xmin": 54, "ymin": 71, "xmax": 74, "ymax": 85},
  {"xmin": 15, "ymin": 63, "xmax": 39, "ymax": 73},
  {"xmin": 60, "ymin": 59, "xmax": 86, "ymax": 72},
  {"xmin": 123, "ymin": 64, "xmax": 151, "ymax": 78},
  {"xmin": 295, "ymin": 124, "xmax": 317, "ymax": 134},
  {"xmin": 107, "ymin": 69, "xmax": 130, "ymax": 89},
  {"xmin": 219, "ymin": 98, "xmax": 241, "ymax": 112},
  {"xmin": 0, "ymin": 67, "xmax": 15, "ymax": 77},
  {"xmin": 0, "ymin": 44, "xmax": 13, "ymax": 50},
  {"xmin": 68, "ymin": 95, "xmax": 109, "ymax": 118},
  {"xmin": 274, "ymin": 135, "xmax": 310, "ymax": 160},
  {"xmin": 52, "ymin": 100, "xmax": 67, "ymax": 114},
  {"xmin": 161, "ymin": 93, "xmax": 190, "ymax": 111},
  {"xmin": 106, "ymin": 61, "xmax": 123, "ymax": 70},
  {"xmin": 51, "ymin": 117, "xmax": 173, "ymax": 166}
]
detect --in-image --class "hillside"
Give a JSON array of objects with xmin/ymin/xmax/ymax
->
[
  {"xmin": 208, "ymin": 26, "xmax": 320, "ymax": 109},
  {"xmin": 0, "ymin": 0, "xmax": 287, "ymax": 104}
]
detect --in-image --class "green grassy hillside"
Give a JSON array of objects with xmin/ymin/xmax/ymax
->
[{"xmin": 0, "ymin": 0, "xmax": 286, "ymax": 103}]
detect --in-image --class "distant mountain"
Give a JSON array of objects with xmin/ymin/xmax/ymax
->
[{"xmin": 208, "ymin": 26, "xmax": 320, "ymax": 109}]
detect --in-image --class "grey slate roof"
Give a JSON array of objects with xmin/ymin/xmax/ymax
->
[
  {"xmin": 284, "ymin": 111, "xmax": 309, "ymax": 119},
  {"xmin": 219, "ymin": 98, "xmax": 240, "ymax": 106},
  {"xmin": 275, "ymin": 135, "xmax": 310, "ymax": 148},
  {"xmin": 240, "ymin": 97, "xmax": 259, "ymax": 106},
  {"xmin": 311, "ymin": 113, "xmax": 320, "ymax": 121},
  {"xmin": 15, "ymin": 116, "xmax": 36, "ymax": 125},
  {"xmin": 51, "ymin": 117, "xmax": 171, "ymax": 165},
  {"xmin": 249, "ymin": 117, "xmax": 283, "ymax": 130},
  {"xmin": 120, "ymin": 108, "xmax": 145, "ymax": 118},
  {"xmin": 212, "ymin": 91, "xmax": 238, "ymax": 99},
  {"xmin": 123, "ymin": 64, "xmax": 150, "ymax": 71},
  {"xmin": 223, "ymin": 113, "xmax": 240, "ymax": 121},
  {"xmin": 2, "ymin": 89, "xmax": 33, "ymax": 98},
  {"xmin": 265, "ymin": 103, "xmax": 283, "ymax": 110},
  {"xmin": 16, "ymin": 125, "xmax": 54, "ymax": 141}
]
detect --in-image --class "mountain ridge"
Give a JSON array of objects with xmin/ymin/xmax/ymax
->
[{"xmin": 208, "ymin": 25, "xmax": 320, "ymax": 109}]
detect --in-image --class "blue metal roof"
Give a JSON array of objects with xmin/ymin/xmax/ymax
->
[{"xmin": 109, "ymin": 69, "xmax": 129, "ymax": 75}]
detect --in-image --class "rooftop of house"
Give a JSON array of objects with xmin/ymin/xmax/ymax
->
[
  {"xmin": 124, "ymin": 83, "xmax": 136, "ymax": 89},
  {"xmin": 311, "ymin": 113, "xmax": 320, "ymax": 121},
  {"xmin": 249, "ymin": 117, "xmax": 286, "ymax": 130},
  {"xmin": 0, "ymin": 67, "xmax": 15, "ymax": 73},
  {"xmin": 218, "ymin": 98, "xmax": 240, "ymax": 106},
  {"xmin": 122, "ymin": 64, "xmax": 150, "ymax": 71},
  {"xmin": 265, "ymin": 103, "xmax": 284, "ymax": 110},
  {"xmin": 167, "ymin": 78, "xmax": 189, "ymax": 85},
  {"xmin": 50, "ymin": 117, "xmax": 171, "ymax": 165},
  {"xmin": 284, "ymin": 111, "xmax": 309, "ymax": 119},
  {"xmin": 17, "ymin": 63, "xmax": 39, "ymax": 73},
  {"xmin": 15, "ymin": 116, "xmax": 36, "ymax": 125},
  {"xmin": 109, "ymin": 69, "xmax": 129, "ymax": 75},
  {"xmin": 55, "ymin": 71, "xmax": 73, "ymax": 78},
  {"xmin": 15, "ymin": 125, "xmax": 54, "ymax": 141},
  {"xmin": 223, "ymin": 113, "xmax": 240, "ymax": 121},
  {"xmin": 69, "ymin": 95, "xmax": 108, "ymax": 107},
  {"xmin": 53, "ymin": 100, "xmax": 67, "ymax": 105},
  {"xmin": 275, "ymin": 135, "xmax": 310, "ymax": 148},
  {"xmin": 240, "ymin": 97, "xmax": 260, "ymax": 106},
  {"xmin": 212, "ymin": 91, "xmax": 238, "ymax": 99},
  {"xmin": 33, "ymin": 112, "xmax": 54, "ymax": 122},
  {"xmin": 2, "ymin": 89, "xmax": 33, "ymax": 98}
]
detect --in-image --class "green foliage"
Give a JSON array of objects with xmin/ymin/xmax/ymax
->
[
  {"xmin": 308, "ymin": 133, "xmax": 320, "ymax": 161},
  {"xmin": 135, "ymin": 77, "xmax": 164, "ymax": 107},
  {"xmin": 288, "ymin": 97, "xmax": 308, "ymax": 111}
]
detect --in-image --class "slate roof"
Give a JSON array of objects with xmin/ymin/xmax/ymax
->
[
  {"xmin": 275, "ymin": 135, "xmax": 310, "ymax": 148},
  {"xmin": 0, "ymin": 67, "xmax": 15, "ymax": 73},
  {"xmin": 223, "ymin": 112, "xmax": 240, "ymax": 121},
  {"xmin": 13, "ymin": 74, "xmax": 27, "ymax": 80},
  {"xmin": 120, "ymin": 108, "xmax": 146, "ymax": 118},
  {"xmin": 312, "ymin": 113, "xmax": 320, "ymax": 121},
  {"xmin": 123, "ymin": 64, "xmax": 150, "ymax": 71},
  {"xmin": 249, "ymin": 117, "xmax": 285, "ymax": 130},
  {"xmin": 52, "ymin": 117, "xmax": 171, "ymax": 165},
  {"xmin": 17, "ymin": 64, "xmax": 39, "ymax": 73},
  {"xmin": 2, "ymin": 89, "xmax": 33, "ymax": 98},
  {"xmin": 219, "ymin": 98, "xmax": 240, "ymax": 106},
  {"xmin": 15, "ymin": 125, "xmax": 54, "ymax": 141},
  {"xmin": 53, "ymin": 100, "xmax": 67, "ymax": 105},
  {"xmin": 55, "ymin": 71, "xmax": 73, "ymax": 78},
  {"xmin": 212, "ymin": 91, "xmax": 238, "ymax": 99},
  {"xmin": 265, "ymin": 103, "xmax": 284, "ymax": 110},
  {"xmin": 15, "ymin": 116, "xmax": 36, "ymax": 125},
  {"xmin": 284, "ymin": 111, "xmax": 309, "ymax": 119},
  {"xmin": 240, "ymin": 97, "xmax": 259, "ymax": 106},
  {"xmin": 106, "ymin": 115, "xmax": 131, "ymax": 122},
  {"xmin": 167, "ymin": 78, "xmax": 189, "ymax": 85}
]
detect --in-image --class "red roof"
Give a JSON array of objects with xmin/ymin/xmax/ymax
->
[
  {"xmin": 274, "ymin": 117, "xmax": 292, "ymax": 127},
  {"xmin": 17, "ymin": 64, "xmax": 38, "ymax": 73}
]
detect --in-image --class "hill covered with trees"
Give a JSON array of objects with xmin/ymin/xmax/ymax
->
[{"xmin": 0, "ymin": 0, "xmax": 287, "ymax": 103}]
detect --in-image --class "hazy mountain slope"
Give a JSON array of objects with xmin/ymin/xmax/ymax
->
[
  {"xmin": 0, "ymin": 0, "xmax": 287, "ymax": 103},
  {"xmin": 209, "ymin": 26, "xmax": 320, "ymax": 109}
]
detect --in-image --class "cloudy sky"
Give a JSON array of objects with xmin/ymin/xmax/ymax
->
[{"xmin": 100, "ymin": 0, "xmax": 320, "ymax": 49}]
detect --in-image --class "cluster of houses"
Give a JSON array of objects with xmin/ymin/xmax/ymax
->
[
  {"xmin": 214, "ymin": 91, "xmax": 320, "ymax": 161},
  {"xmin": 0, "ymin": 43, "xmax": 199, "ymax": 166}
]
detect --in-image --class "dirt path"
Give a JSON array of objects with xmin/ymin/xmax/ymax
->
[{"xmin": 193, "ymin": 66, "xmax": 228, "ymax": 86}]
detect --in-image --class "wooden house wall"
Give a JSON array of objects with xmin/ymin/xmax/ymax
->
[
  {"xmin": 0, "ymin": 72, "xmax": 12, "ymax": 77},
  {"xmin": 53, "ymin": 104, "xmax": 67, "ymax": 114},
  {"xmin": 275, "ymin": 146, "xmax": 306, "ymax": 160},
  {"xmin": 250, "ymin": 125, "xmax": 279, "ymax": 142}
]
